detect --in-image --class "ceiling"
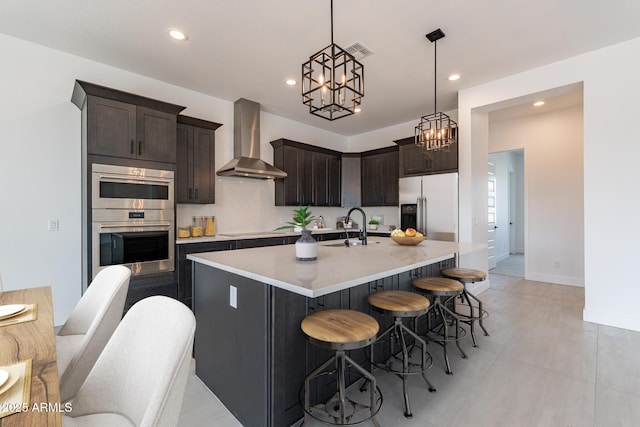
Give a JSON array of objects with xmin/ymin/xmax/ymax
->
[{"xmin": 1, "ymin": 0, "xmax": 639, "ymax": 136}]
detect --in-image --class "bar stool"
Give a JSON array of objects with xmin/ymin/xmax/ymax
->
[
  {"xmin": 412, "ymin": 277, "xmax": 468, "ymax": 375},
  {"xmin": 367, "ymin": 290, "xmax": 436, "ymax": 419},
  {"xmin": 441, "ymin": 267, "xmax": 490, "ymax": 347},
  {"xmin": 301, "ymin": 309, "xmax": 382, "ymax": 427}
]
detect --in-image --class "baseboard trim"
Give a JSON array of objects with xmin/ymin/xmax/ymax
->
[
  {"xmin": 466, "ymin": 280, "xmax": 489, "ymax": 295},
  {"xmin": 526, "ymin": 272, "xmax": 584, "ymax": 287},
  {"xmin": 583, "ymin": 307, "xmax": 640, "ymax": 332}
]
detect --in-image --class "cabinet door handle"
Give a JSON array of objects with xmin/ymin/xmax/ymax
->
[
  {"xmin": 130, "ymin": 139, "xmax": 135, "ymax": 154},
  {"xmin": 188, "ymin": 188, "xmax": 193, "ymax": 200},
  {"xmin": 138, "ymin": 140, "xmax": 142, "ymax": 156},
  {"xmin": 194, "ymin": 188, "xmax": 198, "ymax": 200}
]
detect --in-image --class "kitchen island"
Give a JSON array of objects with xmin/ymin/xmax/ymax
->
[{"xmin": 188, "ymin": 238, "xmax": 483, "ymax": 427}]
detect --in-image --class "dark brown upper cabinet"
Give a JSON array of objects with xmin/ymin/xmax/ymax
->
[
  {"xmin": 176, "ymin": 116, "xmax": 222, "ymax": 204},
  {"xmin": 361, "ymin": 146, "xmax": 399, "ymax": 206},
  {"xmin": 271, "ymin": 139, "xmax": 341, "ymax": 207},
  {"xmin": 395, "ymin": 136, "xmax": 458, "ymax": 177},
  {"xmin": 71, "ymin": 80, "xmax": 185, "ymax": 164}
]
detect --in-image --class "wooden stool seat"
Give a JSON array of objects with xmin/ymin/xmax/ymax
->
[
  {"xmin": 412, "ymin": 277, "xmax": 464, "ymax": 295},
  {"xmin": 441, "ymin": 267, "xmax": 486, "ymax": 282},
  {"xmin": 301, "ymin": 309, "xmax": 379, "ymax": 349},
  {"xmin": 367, "ymin": 290, "xmax": 430, "ymax": 317}
]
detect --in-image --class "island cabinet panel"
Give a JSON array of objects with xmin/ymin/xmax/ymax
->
[
  {"xmin": 176, "ymin": 116, "xmax": 222, "ymax": 204},
  {"xmin": 271, "ymin": 288, "xmax": 310, "ymax": 427},
  {"xmin": 395, "ymin": 136, "xmax": 459, "ymax": 177},
  {"xmin": 271, "ymin": 138, "xmax": 341, "ymax": 207},
  {"xmin": 361, "ymin": 146, "xmax": 399, "ymax": 206},
  {"xmin": 193, "ymin": 265, "xmax": 270, "ymax": 427}
]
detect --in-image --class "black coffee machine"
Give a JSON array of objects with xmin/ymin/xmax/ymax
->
[{"xmin": 400, "ymin": 204, "xmax": 417, "ymax": 230}]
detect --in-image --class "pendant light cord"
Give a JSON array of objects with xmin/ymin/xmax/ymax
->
[
  {"xmin": 330, "ymin": 0, "xmax": 334, "ymax": 45},
  {"xmin": 434, "ymin": 40, "xmax": 437, "ymax": 114}
]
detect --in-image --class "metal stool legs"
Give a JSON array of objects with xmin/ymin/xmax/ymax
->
[
  {"xmin": 371, "ymin": 317, "xmax": 436, "ymax": 418},
  {"xmin": 303, "ymin": 350, "xmax": 381, "ymax": 427},
  {"xmin": 427, "ymin": 296, "xmax": 468, "ymax": 374},
  {"xmin": 458, "ymin": 288, "xmax": 490, "ymax": 348}
]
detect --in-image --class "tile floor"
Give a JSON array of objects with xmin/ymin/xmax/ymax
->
[
  {"xmin": 489, "ymin": 254, "xmax": 524, "ymax": 277},
  {"xmin": 178, "ymin": 272, "xmax": 640, "ymax": 426}
]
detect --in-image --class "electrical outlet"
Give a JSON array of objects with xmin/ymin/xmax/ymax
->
[
  {"xmin": 48, "ymin": 219, "xmax": 59, "ymax": 231},
  {"xmin": 229, "ymin": 285, "xmax": 237, "ymax": 309}
]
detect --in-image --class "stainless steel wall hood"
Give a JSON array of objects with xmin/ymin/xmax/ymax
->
[{"xmin": 216, "ymin": 98, "xmax": 287, "ymax": 179}]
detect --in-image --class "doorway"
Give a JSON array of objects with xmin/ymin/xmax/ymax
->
[{"xmin": 488, "ymin": 150, "xmax": 524, "ymax": 277}]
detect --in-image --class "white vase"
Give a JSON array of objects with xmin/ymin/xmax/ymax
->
[{"xmin": 295, "ymin": 229, "xmax": 318, "ymax": 261}]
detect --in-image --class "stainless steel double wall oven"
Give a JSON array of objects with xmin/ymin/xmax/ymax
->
[{"xmin": 91, "ymin": 163, "xmax": 175, "ymax": 278}]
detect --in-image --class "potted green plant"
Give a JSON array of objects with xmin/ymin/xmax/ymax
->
[
  {"xmin": 368, "ymin": 219, "xmax": 379, "ymax": 230},
  {"xmin": 276, "ymin": 206, "xmax": 318, "ymax": 261}
]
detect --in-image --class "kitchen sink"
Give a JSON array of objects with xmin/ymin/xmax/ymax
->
[{"xmin": 324, "ymin": 240, "xmax": 379, "ymax": 247}]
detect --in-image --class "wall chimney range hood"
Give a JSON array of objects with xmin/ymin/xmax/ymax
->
[{"xmin": 216, "ymin": 98, "xmax": 287, "ymax": 179}]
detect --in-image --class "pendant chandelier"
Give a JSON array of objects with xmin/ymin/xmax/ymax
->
[
  {"xmin": 415, "ymin": 29, "xmax": 458, "ymax": 152},
  {"xmin": 302, "ymin": 0, "xmax": 364, "ymax": 121}
]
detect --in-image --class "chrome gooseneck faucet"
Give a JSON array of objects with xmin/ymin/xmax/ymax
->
[{"xmin": 346, "ymin": 207, "xmax": 367, "ymax": 245}]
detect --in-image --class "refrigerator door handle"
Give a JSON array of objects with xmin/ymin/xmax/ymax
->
[
  {"xmin": 416, "ymin": 196, "xmax": 422, "ymax": 231},
  {"xmin": 422, "ymin": 196, "xmax": 427, "ymax": 236}
]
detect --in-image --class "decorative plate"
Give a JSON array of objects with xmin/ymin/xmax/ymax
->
[
  {"xmin": 0, "ymin": 368, "xmax": 19, "ymax": 396},
  {"xmin": 0, "ymin": 304, "xmax": 26, "ymax": 321}
]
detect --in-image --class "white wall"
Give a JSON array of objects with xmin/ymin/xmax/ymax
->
[
  {"xmin": 458, "ymin": 37, "xmax": 640, "ymax": 331},
  {"xmin": 0, "ymin": 33, "xmax": 388, "ymax": 324},
  {"xmin": 489, "ymin": 106, "xmax": 584, "ymax": 286}
]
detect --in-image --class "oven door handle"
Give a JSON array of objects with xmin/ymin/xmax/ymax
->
[
  {"xmin": 98, "ymin": 223, "xmax": 172, "ymax": 229},
  {"xmin": 98, "ymin": 175, "xmax": 173, "ymax": 186}
]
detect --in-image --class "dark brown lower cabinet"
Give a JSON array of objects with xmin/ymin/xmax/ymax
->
[
  {"xmin": 176, "ymin": 241, "xmax": 236, "ymax": 309},
  {"xmin": 124, "ymin": 272, "xmax": 177, "ymax": 312}
]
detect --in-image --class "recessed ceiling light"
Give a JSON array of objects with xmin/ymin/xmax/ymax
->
[
  {"xmin": 354, "ymin": 107, "xmax": 362, "ymax": 113},
  {"xmin": 167, "ymin": 28, "xmax": 188, "ymax": 41},
  {"xmin": 533, "ymin": 101, "xmax": 545, "ymax": 107},
  {"xmin": 448, "ymin": 74, "xmax": 461, "ymax": 81},
  {"xmin": 285, "ymin": 79, "xmax": 297, "ymax": 86}
]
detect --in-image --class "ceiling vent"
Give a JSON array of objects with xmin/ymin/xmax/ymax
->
[{"xmin": 344, "ymin": 42, "xmax": 374, "ymax": 60}]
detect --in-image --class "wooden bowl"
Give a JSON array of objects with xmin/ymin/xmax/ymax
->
[{"xmin": 391, "ymin": 235, "xmax": 425, "ymax": 246}]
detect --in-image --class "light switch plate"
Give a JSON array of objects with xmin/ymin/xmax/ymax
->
[{"xmin": 229, "ymin": 285, "xmax": 237, "ymax": 309}]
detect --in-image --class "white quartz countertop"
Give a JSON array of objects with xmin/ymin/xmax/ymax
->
[{"xmin": 188, "ymin": 238, "xmax": 484, "ymax": 297}]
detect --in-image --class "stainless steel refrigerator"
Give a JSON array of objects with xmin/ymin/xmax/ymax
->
[{"xmin": 398, "ymin": 172, "xmax": 458, "ymax": 241}]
